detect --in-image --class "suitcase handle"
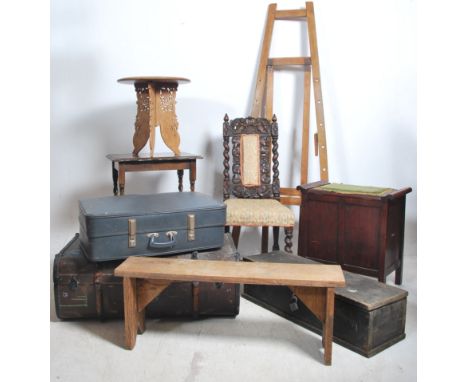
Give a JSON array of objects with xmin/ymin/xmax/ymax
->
[{"xmin": 148, "ymin": 231, "xmax": 178, "ymax": 249}]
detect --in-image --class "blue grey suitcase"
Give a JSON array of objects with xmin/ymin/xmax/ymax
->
[{"xmin": 79, "ymin": 192, "xmax": 226, "ymax": 262}]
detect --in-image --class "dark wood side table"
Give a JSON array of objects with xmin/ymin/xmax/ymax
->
[
  {"xmin": 106, "ymin": 153, "xmax": 202, "ymax": 195},
  {"xmin": 297, "ymin": 181, "xmax": 412, "ymax": 284}
]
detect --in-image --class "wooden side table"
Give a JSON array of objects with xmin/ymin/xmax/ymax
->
[
  {"xmin": 106, "ymin": 153, "xmax": 202, "ymax": 195},
  {"xmin": 118, "ymin": 76, "xmax": 190, "ymax": 157}
]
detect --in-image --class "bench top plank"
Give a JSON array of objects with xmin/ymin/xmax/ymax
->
[{"xmin": 114, "ymin": 257, "xmax": 345, "ymax": 287}]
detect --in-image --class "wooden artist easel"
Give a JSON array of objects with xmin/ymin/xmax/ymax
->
[{"xmin": 251, "ymin": 2, "xmax": 329, "ymax": 206}]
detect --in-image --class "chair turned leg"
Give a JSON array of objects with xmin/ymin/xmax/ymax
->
[
  {"xmin": 284, "ymin": 227, "xmax": 293, "ymax": 253},
  {"xmin": 232, "ymin": 226, "xmax": 241, "ymax": 248},
  {"xmin": 272, "ymin": 227, "xmax": 280, "ymax": 251},
  {"xmin": 261, "ymin": 226, "xmax": 269, "ymax": 253}
]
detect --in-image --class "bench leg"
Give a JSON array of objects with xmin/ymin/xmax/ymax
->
[
  {"xmin": 123, "ymin": 277, "xmax": 138, "ymax": 349},
  {"xmin": 289, "ymin": 286, "xmax": 335, "ymax": 365},
  {"xmin": 323, "ymin": 288, "xmax": 335, "ymax": 366},
  {"xmin": 137, "ymin": 309, "xmax": 146, "ymax": 334}
]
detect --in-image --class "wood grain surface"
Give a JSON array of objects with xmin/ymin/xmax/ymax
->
[
  {"xmin": 115, "ymin": 257, "xmax": 345, "ymax": 287},
  {"xmin": 118, "ymin": 76, "xmax": 190, "ymax": 85}
]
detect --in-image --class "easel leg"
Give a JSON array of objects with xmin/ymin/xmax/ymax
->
[
  {"xmin": 323, "ymin": 288, "xmax": 335, "ymax": 365},
  {"xmin": 123, "ymin": 277, "xmax": 138, "ymax": 349}
]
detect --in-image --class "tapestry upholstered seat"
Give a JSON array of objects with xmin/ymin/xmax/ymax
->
[{"xmin": 223, "ymin": 114, "xmax": 294, "ymax": 253}]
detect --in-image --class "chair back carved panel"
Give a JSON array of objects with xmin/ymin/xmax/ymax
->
[{"xmin": 223, "ymin": 115, "xmax": 280, "ymax": 200}]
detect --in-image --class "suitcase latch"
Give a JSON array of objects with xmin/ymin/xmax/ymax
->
[
  {"xmin": 187, "ymin": 214, "xmax": 195, "ymax": 241},
  {"xmin": 128, "ymin": 218, "xmax": 136, "ymax": 248}
]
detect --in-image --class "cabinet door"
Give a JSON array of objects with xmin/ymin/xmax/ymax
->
[
  {"xmin": 298, "ymin": 199, "xmax": 339, "ymax": 263},
  {"xmin": 341, "ymin": 203, "xmax": 381, "ymax": 271}
]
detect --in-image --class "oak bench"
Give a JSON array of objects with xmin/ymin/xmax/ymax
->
[{"xmin": 114, "ymin": 257, "xmax": 345, "ymax": 365}]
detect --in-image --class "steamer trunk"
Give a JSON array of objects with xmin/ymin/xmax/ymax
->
[
  {"xmin": 53, "ymin": 234, "xmax": 240, "ymax": 320},
  {"xmin": 243, "ymin": 251, "xmax": 408, "ymax": 357}
]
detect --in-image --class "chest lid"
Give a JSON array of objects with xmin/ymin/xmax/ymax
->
[{"xmin": 244, "ymin": 252, "xmax": 408, "ymax": 311}]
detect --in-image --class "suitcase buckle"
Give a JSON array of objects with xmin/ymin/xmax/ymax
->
[
  {"xmin": 128, "ymin": 219, "xmax": 137, "ymax": 248},
  {"xmin": 187, "ymin": 214, "xmax": 195, "ymax": 241}
]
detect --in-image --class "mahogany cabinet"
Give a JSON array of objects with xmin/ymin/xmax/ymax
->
[{"xmin": 297, "ymin": 182, "xmax": 412, "ymax": 284}]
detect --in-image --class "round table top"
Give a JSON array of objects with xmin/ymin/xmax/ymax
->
[{"xmin": 118, "ymin": 76, "xmax": 190, "ymax": 85}]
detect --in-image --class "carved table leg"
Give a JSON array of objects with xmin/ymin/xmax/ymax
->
[
  {"xmin": 123, "ymin": 277, "xmax": 138, "ymax": 349},
  {"xmin": 284, "ymin": 226, "xmax": 293, "ymax": 253},
  {"xmin": 155, "ymin": 85, "xmax": 181, "ymax": 155},
  {"xmin": 112, "ymin": 162, "xmax": 118, "ymax": 196},
  {"xmin": 132, "ymin": 84, "xmax": 151, "ymax": 156},
  {"xmin": 272, "ymin": 226, "xmax": 280, "ymax": 251},
  {"xmin": 177, "ymin": 169, "xmax": 184, "ymax": 192}
]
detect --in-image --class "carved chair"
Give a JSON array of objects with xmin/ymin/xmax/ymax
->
[{"xmin": 223, "ymin": 114, "xmax": 294, "ymax": 253}]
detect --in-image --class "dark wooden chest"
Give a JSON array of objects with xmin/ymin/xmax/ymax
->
[
  {"xmin": 53, "ymin": 233, "xmax": 240, "ymax": 320},
  {"xmin": 243, "ymin": 251, "xmax": 408, "ymax": 357},
  {"xmin": 297, "ymin": 182, "xmax": 411, "ymax": 284}
]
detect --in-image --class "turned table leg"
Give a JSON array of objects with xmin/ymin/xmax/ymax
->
[
  {"xmin": 118, "ymin": 166, "xmax": 126, "ymax": 196},
  {"xmin": 112, "ymin": 162, "xmax": 118, "ymax": 196},
  {"xmin": 123, "ymin": 277, "xmax": 138, "ymax": 349},
  {"xmin": 177, "ymin": 169, "xmax": 184, "ymax": 192},
  {"xmin": 189, "ymin": 161, "xmax": 196, "ymax": 192}
]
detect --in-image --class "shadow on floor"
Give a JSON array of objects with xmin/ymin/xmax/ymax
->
[{"xmin": 65, "ymin": 315, "xmax": 324, "ymax": 364}]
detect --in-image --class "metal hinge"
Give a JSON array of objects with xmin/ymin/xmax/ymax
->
[{"xmin": 128, "ymin": 218, "xmax": 136, "ymax": 247}]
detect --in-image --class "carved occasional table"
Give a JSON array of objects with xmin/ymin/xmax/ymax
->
[
  {"xmin": 107, "ymin": 153, "xmax": 202, "ymax": 195},
  {"xmin": 118, "ymin": 76, "xmax": 190, "ymax": 157}
]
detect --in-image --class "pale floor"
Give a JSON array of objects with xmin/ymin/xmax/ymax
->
[{"xmin": 50, "ymin": 224, "xmax": 417, "ymax": 382}]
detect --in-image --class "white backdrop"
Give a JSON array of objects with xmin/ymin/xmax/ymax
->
[{"xmin": 50, "ymin": 0, "xmax": 416, "ymax": 254}]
